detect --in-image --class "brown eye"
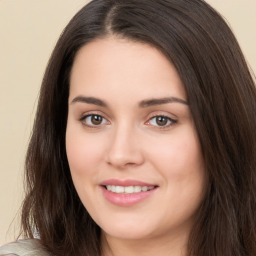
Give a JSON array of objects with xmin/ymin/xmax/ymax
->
[
  {"xmin": 81, "ymin": 114, "xmax": 108, "ymax": 127},
  {"xmin": 156, "ymin": 116, "xmax": 168, "ymax": 126},
  {"xmin": 91, "ymin": 115, "xmax": 103, "ymax": 125},
  {"xmin": 148, "ymin": 115, "xmax": 177, "ymax": 128}
]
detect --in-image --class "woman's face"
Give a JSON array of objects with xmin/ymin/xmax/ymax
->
[{"xmin": 66, "ymin": 37, "xmax": 205, "ymax": 242}]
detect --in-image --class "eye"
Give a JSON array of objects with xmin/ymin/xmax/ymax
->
[
  {"xmin": 80, "ymin": 114, "xmax": 108, "ymax": 127},
  {"xmin": 146, "ymin": 115, "xmax": 177, "ymax": 128}
]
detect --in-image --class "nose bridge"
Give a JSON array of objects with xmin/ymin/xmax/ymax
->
[{"xmin": 106, "ymin": 120, "xmax": 144, "ymax": 168}]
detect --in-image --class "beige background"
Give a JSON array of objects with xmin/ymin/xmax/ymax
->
[{"xmin": 0, "ymin": 0, "xmax": 255, "ymax": 245}]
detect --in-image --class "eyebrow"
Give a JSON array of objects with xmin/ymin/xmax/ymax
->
[
  {"xmin": 70, "ymin": 96, "xmax": 188, "ymax": 107},
  {"xmin": 139, "ymin": 97, "xmax": 188, "ymax": 107},
  {"xmin": 71, "ymin": 96, "xmax": 108, "ymax": 107}
]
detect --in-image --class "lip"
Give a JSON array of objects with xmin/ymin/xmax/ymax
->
[
  {"xmin": 100, "ymin": 179, "xmax": 156, "ymax": 187},
  {"xmin": 100, "ymin": 179, "xmax": 158, "ymax": 207}
]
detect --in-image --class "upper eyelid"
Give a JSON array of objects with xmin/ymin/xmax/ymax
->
[
  {"xmin": 78, "ymin": 110, "xmax": 177, "ymax": 123},
  {"xmin": 146, "ymin": 115, "xmax": 177, "ymax": 124},
  {"xmin": 79, "ymin": 110, "xmax": 110, "ymax": 120},
  {"xmin": 146, "ymin": 111, "xmax": 177, "ymax": 120},
  {"xmin": 80, "ymin": 114, "xmax": 109, "ymax": 124}
]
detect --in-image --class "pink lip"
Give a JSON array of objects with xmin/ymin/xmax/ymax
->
[
  {"xmin": 100, "ymin": 179, "xmax": 158, "ymax": 207},
  {"xmin": 100, "ymin": 179, "xmax": 156, "ymax": 187}
]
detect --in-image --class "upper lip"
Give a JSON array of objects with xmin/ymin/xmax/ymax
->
[{"xmin": 100, "ymin": 179, "xmax": 157, "ymax": 187}]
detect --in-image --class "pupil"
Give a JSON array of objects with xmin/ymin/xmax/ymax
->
[
  {"xmin": 92, "ymin": 115, "xmax": 102, "ymax": 125},
  {"xmin": 156, "ymin": 116, "xmax": 167, "ymax": 126}
]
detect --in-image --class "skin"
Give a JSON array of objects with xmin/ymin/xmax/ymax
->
[{"xmin": 66, "ymin": 36, "xmax": 206, "ymax": 256}]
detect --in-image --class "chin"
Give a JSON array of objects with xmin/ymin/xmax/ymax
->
[
  {"xmin": 99, "ymin": 218, "xmax": 157, "ymax": 240},
  {"xmin": 103, "ymin": 227, "xmax": 153, "ymax": 240}
]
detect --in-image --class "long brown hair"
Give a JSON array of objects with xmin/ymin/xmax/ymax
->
[{"xmin": 21, "ymin": 0, "xmax": 256, "ymax": 255}]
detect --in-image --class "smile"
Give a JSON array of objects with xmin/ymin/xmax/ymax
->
[
  {"xmin": 106, "ymin": 185, "xmax": 155, "ymax": 194},
  {"xmin": 100, "ymin": 180, "xmax": 158, "ymax": 206}
]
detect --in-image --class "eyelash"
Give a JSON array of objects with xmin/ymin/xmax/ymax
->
[
  {"xmin": 79, "ymin": 113, "xmax": 177, "ymax": 129},
  {"xmin": 146, "ymin": 115, "xmax": 177, "ymax": 129},
  {"xmin": 79, "ymin": 114, "xmax": 109, "ymax": 128}
]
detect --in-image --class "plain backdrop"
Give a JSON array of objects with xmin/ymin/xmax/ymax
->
[{"xmin": 0, "ymin": 0, "xmax": 255, "ymax": 245}]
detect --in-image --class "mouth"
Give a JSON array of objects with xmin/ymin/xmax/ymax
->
[
  {"xmin": 103, "ymin": 185, "xmax": 156, "ymax": 194},
  {"xmin": 100, "ymin": 179, "xmax": 158, "ymax": 206}
]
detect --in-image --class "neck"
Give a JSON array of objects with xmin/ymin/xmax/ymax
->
[{"xmin": 101, "ymin": 230, "xmax": 189, "ymax": 256}]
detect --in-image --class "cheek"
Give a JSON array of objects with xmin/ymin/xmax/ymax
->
[
  {"xmin": 151, "ymin": 132, "xmax": 205, "ymax": 221},
  {"xmin": 149, "ymin": 129, "xmax": 203, "ymax": 175},
  {"xmin": 65, "ymin": 124, "xmax": 104, "ymax": 178},
  {"xmin": 146, "ymin": 126, "xmax": 206, "ymax": 207},
  {"xmin": 65, "ymin": 125, "xmax": 104, "ymax": 208}
]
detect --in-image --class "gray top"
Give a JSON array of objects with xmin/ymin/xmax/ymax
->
[{"xmin": 0, "ymin": 239, "xmax": 50, "ymax": 256}]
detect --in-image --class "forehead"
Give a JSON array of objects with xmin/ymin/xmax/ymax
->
[{"xmin": 69, "ymin": 36, "xmax": 186, "ymax": 101}]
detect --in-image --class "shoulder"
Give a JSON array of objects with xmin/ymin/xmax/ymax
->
[{"xmin": 0, "ymin": 239, "xmax": 50, "ymax": 256}]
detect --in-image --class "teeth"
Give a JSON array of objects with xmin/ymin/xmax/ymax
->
[
  {"xmin": 106, "ymin": 185, "xmax": 155, "ymax": 194},
  {"xmin": 124, "ymin": 186, "xmax": 133, "ymax": 194},
  {"xmin": 134, "ymin": 186, "xmax": 141, "ymax": 193},
  {"xmin": 116, "ymin": 186, "xmax": 124, "ymax": 193},
  {"xmin": 142, "ymin": 186, "xmax": 147, "ymax": 192}
]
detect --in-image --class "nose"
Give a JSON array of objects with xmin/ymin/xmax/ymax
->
[{"xmin": 105, "ymin": 124, "xmax": 144, "ymax": 169}]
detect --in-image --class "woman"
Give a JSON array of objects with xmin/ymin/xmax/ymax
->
[{"xmin": 1, "ymin": 0, "xmax": 256, "ymax": 255}]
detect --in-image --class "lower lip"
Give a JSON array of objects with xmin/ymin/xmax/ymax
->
[{"xmin": 101, "ymin": 186, "xmax": 157, "ymax": 206}]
